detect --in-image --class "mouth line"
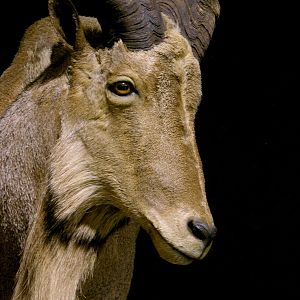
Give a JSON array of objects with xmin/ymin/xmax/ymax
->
[
  {"xmin": 166, "ymin": 239, "xmax": 196, "ymax": 261},
  {"xmin": 95, "ymin": 206, "xmax": 205, "ymax": 261},
  {"xmin": 148, "ymin": 223, "xmax": 199, "ymax": 262}
]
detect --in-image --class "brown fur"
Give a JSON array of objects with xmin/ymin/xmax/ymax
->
[{"xmin": 0, "ymin": 1, "xmax": 217, "ymax": 299}]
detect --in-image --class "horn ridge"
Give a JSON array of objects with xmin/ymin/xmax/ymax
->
[
  {"xmin": 141, "ymin": 1, "xmax": 165, "ymax": 39},
  {"xmin": 156, "ymin": 0, "xmax": 220, "ymax": 61},
  {"xmin": 96, "ymin": 0, "xmax": 165, "ymax": 50}
]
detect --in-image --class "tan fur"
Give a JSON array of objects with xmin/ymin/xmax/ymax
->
[{"xmin": 1, "ymin": 2, "xmax": 216, "ymax": 299}]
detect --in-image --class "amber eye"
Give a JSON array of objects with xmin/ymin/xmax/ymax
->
[{"xmin": 108, "ymin": 81, "xmax": 136, "ymax": 96}]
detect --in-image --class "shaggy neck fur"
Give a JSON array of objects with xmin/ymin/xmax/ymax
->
[{"xmin": 10, "ymin": 100, "xmax": 140, "ymax": 300}]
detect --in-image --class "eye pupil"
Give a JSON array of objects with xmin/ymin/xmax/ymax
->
[
  {"xmin": 117, "ymin": 82, "xmax": 129, "ymax": 91},
  {"xmin": 109, "ymin": 81, "xmax": 135, "ymax": 96}
]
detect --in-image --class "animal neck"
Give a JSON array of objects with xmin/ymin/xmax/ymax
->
[
  {"xmin": 80, "ymin": 221, "xmax": 140, "ymax": 299},
  {"xmin": 0, "ymin": 77, "xmax": 63, "ymax": 299},
  {"xmin": 11, "ymin": 123, "xmax": 140, "ymax": 299},
  {"xmin": 13, "ymin": 202, "xmax": 139, "ymax": 300}
]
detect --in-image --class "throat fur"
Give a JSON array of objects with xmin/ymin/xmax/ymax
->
[
  {"xmin": 47, "ymin": 131, "xmax": 130, "ymax": 248},
  {"xmin": 44, "ymin": 196, "xmax": 130, "ymax": 248}
]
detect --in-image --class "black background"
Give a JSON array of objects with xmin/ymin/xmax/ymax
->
[{"xmin": 0, "ymin": 1, "xmax": 298, "ymax": 299}]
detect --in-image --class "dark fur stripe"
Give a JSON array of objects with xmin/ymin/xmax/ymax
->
[{"xmin": 43, "ymin": 191, "xmax": 129, "ymax": 249}]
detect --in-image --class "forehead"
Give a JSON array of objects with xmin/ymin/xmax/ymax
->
[{"xmin": 97, "ymin": 24, "xmax": 196, "ymax": 76}]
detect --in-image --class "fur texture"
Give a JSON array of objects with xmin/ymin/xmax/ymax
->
[{"xmin": 0, "ymin": 1, "xmax": 218, "ymax": 299}]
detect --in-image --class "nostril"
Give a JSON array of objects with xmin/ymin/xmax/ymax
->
[
  {"xmin": 187, "ymin": 220, "xmax": 217, "ymax": 242},
  {"xmin": 187, "ymin": 220, "xmax": 208, "ymax": 240}
]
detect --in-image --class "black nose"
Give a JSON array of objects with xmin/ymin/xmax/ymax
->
[{"xmin": 187, "ymin": 220, "xmax": 217, "ymax": 242}]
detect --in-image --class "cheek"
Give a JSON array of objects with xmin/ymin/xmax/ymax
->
[
  {"xmin": 84, "ymin": 76, "xmax": 107, "ymax": 111},
  {"xmin": 66, "ymin": 79, "xmax": 107, "ymax": 123},
  {"xmin": 183, "ymin": 66, "xmax": 202, "ymax": 122}
]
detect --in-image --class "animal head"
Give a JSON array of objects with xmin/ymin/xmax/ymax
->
[{"xmin": 47, "ymin": 0, "xmax": 219, "ymax": 265}]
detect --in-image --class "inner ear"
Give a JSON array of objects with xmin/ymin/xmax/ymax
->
[{"xmin": 49, "ymin": 0, "xmax": 80, "ymax": 46}]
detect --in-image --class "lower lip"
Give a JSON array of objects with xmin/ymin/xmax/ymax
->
[{"xmin": 150, "ymin": 227, "xmax": 200, "ymax": 263}]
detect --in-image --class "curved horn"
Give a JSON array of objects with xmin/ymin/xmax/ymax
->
[
  {"xmin": 157, "ymin": 0, "xmax": 220, "ymax": 61},
  {"xmin": 95, "ymin": 0, "xmax": 165, "ymax": 50}
]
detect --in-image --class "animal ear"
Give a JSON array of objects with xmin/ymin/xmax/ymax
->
[{"xmin": 48, "ymin": 0, "xmax": 84, "ymax": 47}]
